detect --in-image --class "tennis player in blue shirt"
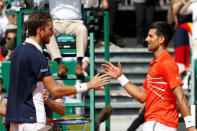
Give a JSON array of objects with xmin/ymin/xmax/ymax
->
[{"xmin": 5, "ymin": 11, "xmax": 110, "ymax": 131}]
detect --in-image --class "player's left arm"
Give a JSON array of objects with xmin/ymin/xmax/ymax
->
[
  {"xmin": 173, "ymin": 86, "xmax": 191, "ymax": 117},
  {"xmin": 43, "ymin": 90, "xmax": 65, "ymax": 116},
  {"xmin": 173, "ymin": 86, "xmax": 197, "ymax": 131},
  {"xmin": 0, "ymin": 98, "xmax": 7, "ymax": 116}
]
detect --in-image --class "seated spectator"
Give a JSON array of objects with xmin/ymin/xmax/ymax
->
[
  {"xmin": 18, "ymin": 0, "xmax": 34, "ymax": 9},
  {"xmin": 0, "ymin": 24, "xmax": 17, "ymax": 61},
  {"xmin": 0, "ymin": 0, "xmax": 8, "ymax": 38},
  {"xmin": 0, "ymin": 47, "xmax": 6, "ymax": 61},
  {"xmin": 4, "ymin": 24, "xmax": 17, "ymax": 60},
  {"xmin": 37, "ymin": 0, "xmax": 88, "ymax": 77},
  {"xmin": 6, "ymin": 13, "xmax": 17, "ymax": 25},
  {"xmin": 0, "ymin": 77, "xmax": 8, "ymax": 129}
]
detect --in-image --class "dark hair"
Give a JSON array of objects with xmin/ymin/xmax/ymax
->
[
  {"xmin": 5, "ymin": 28, "xmax": 17, "ymax": 38},
  {"xmin": 27, "ymin": 11, "xmax": 52, "ymax": 36},
  {"xmin": 148, "ymin": 21, "xmax": 173, "ymax": 47}
]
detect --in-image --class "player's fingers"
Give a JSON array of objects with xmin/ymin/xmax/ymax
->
[
  {"xmin": 101, "ymin": 64, "xmax": 109, "ymax": 70},
  {"xmin": 104, "ymin": 60, "xmax": 114, "ymax": 67},
  {"xmin": 101, "ymin": 81, "xmax": 110, "ymax": 86},
  {"xmin": 102, "ymin": 79, "xmax": 110, "ymax": 83},
  {"xmin": 95, "ymin": 73, "xmax": 100, "ymax": 78},
  {"xmin": 102, "ymin": 71, "xmax": 109, "ymax": 75},
  {"xmin": 118, "ymin": 62, "xmax": 122, "ymax": 68},
  {"xmin": 99, "ymin": 73, "xmax": 109, "ymax": 78},
  {"xmin": 105, "ymin": 61, "xmax": 116, "ymax": 68}
]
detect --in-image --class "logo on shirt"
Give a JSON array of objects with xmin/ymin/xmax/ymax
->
[
  {"xmin": 30, "ymin": 116, "xmax": 34, "ymax": 119},
  {"xmin": 152, "ymin": 69, "xmax": 155, "ymax": 72},
  {"xmin": 41, "ymin": 68, "xmax": 48, "ymax": 73}
]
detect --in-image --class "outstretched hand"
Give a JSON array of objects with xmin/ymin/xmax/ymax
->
[
  {"xmin": 101, "ymin": 61, "xmax": 122, "ymax": 79},
  {"xmin": 188, "ymin": 126, "xmax": 197, "ymax": 131},
  {"xmin": 87, "ymin": 73, "xmax": 110, "ymax": 89}
]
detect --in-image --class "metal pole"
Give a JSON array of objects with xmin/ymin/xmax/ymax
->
[
  {"xmin": 194, "ymin": 59, "xmax": 197, "ymax": 126},
  {"xmin": 104, "ymin": 10, "xmax": 110, "ymax": 131},
  {"xmin": 17, "ymin": 11, "xmax": 22, "ymax": 45},
  {"xmin": 89, "ymin": 32, "xmax": 95, "ymax": 131}
]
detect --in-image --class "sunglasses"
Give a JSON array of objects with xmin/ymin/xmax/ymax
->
[{"xmin": 7, "ymin": 37, "xmax": 11, "ymax": 40}]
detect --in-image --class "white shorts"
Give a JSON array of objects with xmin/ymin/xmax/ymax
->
[
  {"xmin": 10, "ymin": 122, "xmax": 46, "ymax": 131},
  {"xmin": 143, "ymin": 121, "xmax": 177, "ymax": 131}
]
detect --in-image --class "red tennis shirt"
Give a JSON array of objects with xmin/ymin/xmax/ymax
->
[{"xmin": 143, "ymin": 50, "xmax": 183, "ymax": 128}]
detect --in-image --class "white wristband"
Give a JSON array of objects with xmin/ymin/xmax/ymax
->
[
  {"xmin": 184, "ymin": 116, "xmax": 195, "ymax": 128},
  {"xmin": 75, "ymin": 83, "xmax": 88, "ymax": 94},
  {"xmin": 117, "ymin": 74, "xmax": 129, "ymax": 87},
  {"xmin": 5, "ymin": 55, "xmax": 10, "ymax": 60}
]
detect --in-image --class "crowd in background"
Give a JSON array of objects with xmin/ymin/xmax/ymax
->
[{"xmin": 1, "ymin": 0, "xmax": 197, "ymax": 130}]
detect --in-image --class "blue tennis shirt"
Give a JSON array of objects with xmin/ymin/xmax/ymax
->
[{"xmin": 6, "ymin": 38, "xmax": 52, "ymax": 123}]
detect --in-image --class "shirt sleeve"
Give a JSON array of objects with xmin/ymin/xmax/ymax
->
[
  {"xmin": 161, "ymin": 60, "xmax": 183, "ymax": 89},
  {"xmin": 143, "ymin": 77, "xmax": 148, "ymax": 89},
  {"xmin": 31, "ymin": 54, "xmax": 52, "ymax": 81}
]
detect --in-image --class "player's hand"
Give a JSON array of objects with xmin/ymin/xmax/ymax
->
[
  {"xmin": 187, "ymin": 126, "xmax": 197, "ymax": 131},
  {"xmin": 43, "ymin": 89, "xmax": 50, "ymax": 104},
  {"xmin": 46, "ymin": 118, "xmax": 54, "ymax": 125},
  {"xmin": 87, "ymin": 73, "xmax": 110, "ymax": 89},
  {"xmin": 101, "ymin": 61, "xmax": 122, "ymax": 79}
]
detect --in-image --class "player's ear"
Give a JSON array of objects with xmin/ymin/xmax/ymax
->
[
  {"xmin": 36, "ymin": 27, "xmax": 43, "ymax": 36},
  {"xmin": 159, "ymin": 36, "xmax": 165, "ymax": 44}
]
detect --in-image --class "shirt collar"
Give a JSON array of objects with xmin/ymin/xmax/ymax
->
[
  {"xmin": 150, "ymin": 50, "xmax": 169, "ymax": 65},
  {"xmin": 24, "ymin": 38, "xmax": 43, "ymax": 53}
]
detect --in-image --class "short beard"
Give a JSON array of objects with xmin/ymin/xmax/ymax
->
[{"xmin": 43, "ymin": 40, "xmax": 50, "ymax": 45}]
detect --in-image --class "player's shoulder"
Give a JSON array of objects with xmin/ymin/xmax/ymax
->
[
  {"xmin": 160, "ymin": 58, "xmax": 178, "ymax": 74},
  {"xmin": 161, "ymin": 57, "xmax": 176, "ymax": 66},
  {"xmin": 159, "ymin": 53, "xmax": 177, "ymax": 66},
  {"xmin": 24, "ymin": 44, "xmax": 44, "ymax": 55}
]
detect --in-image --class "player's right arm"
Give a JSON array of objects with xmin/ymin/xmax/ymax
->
[
  {"xmin": 123, "ymin": 83, "xmax": 146, "ymax": 103},
  {"xmin": 42, "ymin": 73, "xmax": 110, "ymax": 98},
  {"xmin": 101, "ymin": 61, "xmax": 146, "ymax": 103}
]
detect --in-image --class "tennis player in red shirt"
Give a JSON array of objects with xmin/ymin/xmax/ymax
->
[{"xmin": 102, "ymin": 21, "xmax": 197, "ymax": 131}]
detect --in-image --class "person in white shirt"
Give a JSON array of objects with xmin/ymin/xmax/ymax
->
[
  {"xmin": 0, "ymin": 0, "xmax": 8, "ymax": 39},
  {"xmin": 38, "ymin": 0, "xmax": 88, "ymax": 77}
]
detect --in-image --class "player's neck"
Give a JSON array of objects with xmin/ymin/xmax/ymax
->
[
  {"xmin": 154, "ymin": 46, "xmax": 167, "ymax": 58},
  {"xmin": 28, "ymin": 36, "xmax": 43, "ymax": 46}
]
